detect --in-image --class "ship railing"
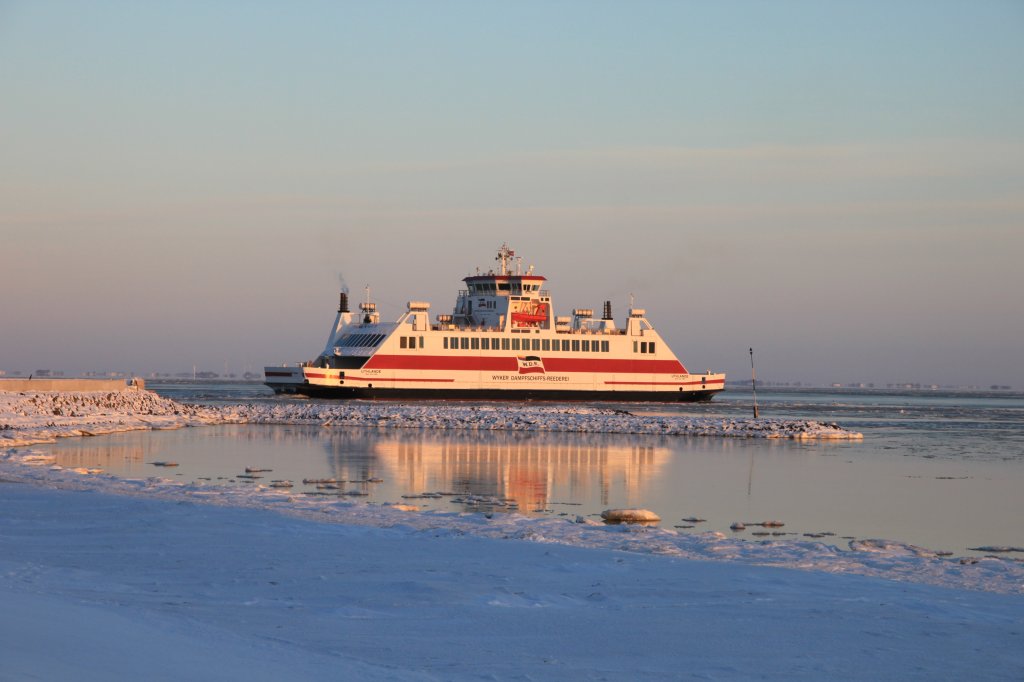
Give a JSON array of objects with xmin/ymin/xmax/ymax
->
[
  {"xmin": 457, "ymin": 288, "xmax": 551, "ymax": 298},
  {"xmin": 431, "ymin": 324, "xmax": 504, "ymax": 333},
  {"xmin": 555, "ymin": 328, "xmax": 625, "ymax": 335}
]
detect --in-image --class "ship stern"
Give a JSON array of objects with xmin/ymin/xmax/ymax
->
[{"xmin": 263, "ymin": 366, "xmax": 305, "ymax": 394}]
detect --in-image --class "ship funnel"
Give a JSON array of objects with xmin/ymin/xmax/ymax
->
[
  {"xmin": 338, "ymin": 292, "xmax": 350, "ymax": 313},
  {"xmin": 602, "ymin": 300, "xmax": 612, "ymax": 320}
]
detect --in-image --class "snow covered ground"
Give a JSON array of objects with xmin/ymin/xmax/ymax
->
[
  {"xmin": 2, "ymin": 390, "xmax": 1023, "ymax": 679},
  {"xmin": 0, "ymin": 389, "xmax": 863, "ymax": 448},
  {"xmin": 2, "ymin": 482, "xmax": 1023, "ymax": 680}
]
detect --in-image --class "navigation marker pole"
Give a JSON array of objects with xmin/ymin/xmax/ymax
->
[{"xmin": 750, "ymin": 347, "xmax": 759, "ymax": 419}]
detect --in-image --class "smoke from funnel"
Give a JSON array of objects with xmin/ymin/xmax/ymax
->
[{"xmin": 337, "ymin": 273, "xmax": 349, "ymax": 295}]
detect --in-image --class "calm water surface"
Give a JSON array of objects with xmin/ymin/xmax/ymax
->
[{"xmin": 43, "ymin": 383, "xmax": 1024, "ymax": 556}]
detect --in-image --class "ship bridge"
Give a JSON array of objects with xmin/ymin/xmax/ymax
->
[
  {"xmin": 437, "ymin": 243, "xmax": 638, "ymax": 337},
  {"xmin": 453, "ymin": 272, "xmax": 550, "ymax": 331}
]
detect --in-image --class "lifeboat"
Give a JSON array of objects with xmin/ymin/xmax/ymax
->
[{"xmin": 512, "ymin": 302, "xmax": 548, "ymax": 326}]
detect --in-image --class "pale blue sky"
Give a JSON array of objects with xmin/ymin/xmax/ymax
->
[{"xmin": 2, "ymin": 1, "xmax": 1022, "ymax": 386}]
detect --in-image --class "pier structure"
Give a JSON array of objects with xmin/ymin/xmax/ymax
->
[{"xmin": 0, "ymin": 378, "xmax": 144, "ymax": 392}]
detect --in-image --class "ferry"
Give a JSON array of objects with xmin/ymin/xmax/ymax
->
[{"xmin": 264, "ymin": 245, "xmax": 725, "ymax": 401}]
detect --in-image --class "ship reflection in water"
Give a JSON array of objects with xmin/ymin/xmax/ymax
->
[
  {"xmin": 320, "ymin": 428, "xmax": 672, "ymax": 515},
  {"xmin": 46, "ymin": 425, "xmax": 680, "ymax": 518}
]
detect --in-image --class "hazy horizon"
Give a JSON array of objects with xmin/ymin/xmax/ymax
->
[{"xmin": 2, "ymin": 2, "xmax": 1022, "ymax": 388}]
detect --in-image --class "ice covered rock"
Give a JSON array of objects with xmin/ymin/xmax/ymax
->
[
  {"xmin": 601, "ymin": 508, "xmax": 661, "ymax": 524},
  {"xmin": 849, "ymin": 539, "xmax": 938, "ymax": 558}
]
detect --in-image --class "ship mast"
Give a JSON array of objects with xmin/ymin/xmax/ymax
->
[{"xmin": 495, "ymin": 243, "xmax": 515, "ymax": 276}]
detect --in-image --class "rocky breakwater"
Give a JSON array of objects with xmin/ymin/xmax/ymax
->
[{"xmin": 0, "ymin": 390, "xmax": 229, "ymax": 447}]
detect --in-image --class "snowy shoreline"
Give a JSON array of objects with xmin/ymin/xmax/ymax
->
[
  {"xmin": 0, "ymin": 389, "xmax": 863, "ymax": 449},
  {"xmin": 2, "ymin": 390, "xmax": 1022, "ymax": 596},
  {"xmin": 4, "ymin": 481, "xmax": 1021, "ymax": 681}
]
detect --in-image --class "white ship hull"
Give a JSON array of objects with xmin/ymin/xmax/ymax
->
[{"xmin": 265, "ymin": 361, "xmax": 725, "ymax": 402}]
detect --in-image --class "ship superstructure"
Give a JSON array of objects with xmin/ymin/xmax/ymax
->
[{"xmin": 265, "ymin": 244, "xmax": 725, "ymax": 401}]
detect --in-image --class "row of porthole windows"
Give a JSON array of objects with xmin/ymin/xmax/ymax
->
[{"xmin": 443, "ymin": 337, "xmax": 611, "ymax": 353}]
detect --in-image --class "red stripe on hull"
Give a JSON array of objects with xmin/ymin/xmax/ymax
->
[
  {"xmin": 363, "ymin": 354, "xmax": 686, "ymax": 374},
  {"xmin": 605, "ymin": 379, "xmax": 725, "ymax": 387},
  {"xmin": 545, "ymin": 357, "xmax": 687, "ymax": 374},
  {"xmin": 344, "ymin": 377, "xmax": 455, "ymax": 383}
]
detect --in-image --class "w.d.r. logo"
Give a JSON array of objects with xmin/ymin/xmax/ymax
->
[{"xmin": 517, "ymin": 356, "xmax": 546, "ymax": 374}]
